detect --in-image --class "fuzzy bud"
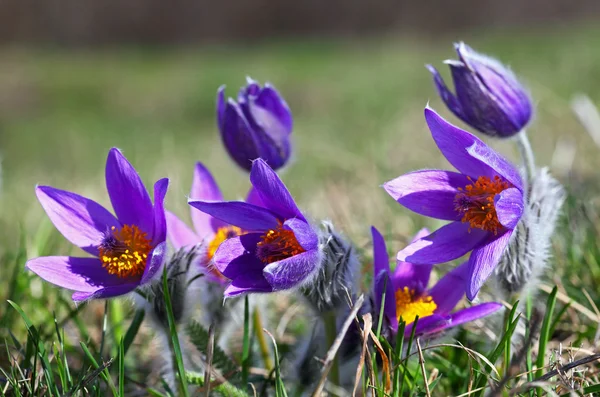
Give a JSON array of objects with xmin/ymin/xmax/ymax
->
[
  {"xmin": 301, "ymin": 221, "xmax": 360, "ymax": 313},
  {"xmin": 427, "ymin": 42, "xmax": 532, "ymax": 138},
  {"xmin": 494, "ymin": 168, "xmax": 565, "ymax": 298}
]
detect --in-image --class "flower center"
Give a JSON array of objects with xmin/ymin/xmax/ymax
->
[
  {"xmin": 395, "ymin": 287, "xmax": 437, "ymax": 324},
  {"xmin": 454, "ymin": 175, "xmax": 511, "ymax": 234},
  {"xmin": 206, "ymin": 226, "xmax": 244, "ymax": 262},
  {"xmin": 98, "ymin": 225, "xmax": 152, "ymax": 278},
  {"xmin": 256, "ymin": 223, "xmax": 305, "ymax": 264}
]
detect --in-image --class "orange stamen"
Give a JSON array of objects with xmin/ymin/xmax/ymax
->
[
  {"xmin": 256, "ymin": 223, "xmax": 305, "ymax": 263},
  {"xmin": 98, "ymin": 225, "xmax": 152, "ymax": 278},
  {"xmin": 454, "ymin": 175, "xmax": 511, "ymax": 235}
]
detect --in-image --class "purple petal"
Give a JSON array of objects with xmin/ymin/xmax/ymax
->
[
  {"xmin": 72, "ymin": 283, "xmax": 138, "ymax": 301},
  {"xmin": 403, "ymin": 314, "xmax": 448, "ymax": 337},
  {"xmin": 392, "ymin": 229, "xmax": 433, "ymax": 293},
  {"xmin": 140, "ymin": 241, "xmax": 167, "ymax": 285},
  {"xmin": 456, "ymin": 43, "xmax": 532, "ymax": 134},
  {"xmin": 393, "ymin": 260, "xmax": 433, "ymax": 295},
  {"xmin": 424, "ymin": 108, "xmax": 523, "ymax": 190},
  {"xmin": 371, "ymin": 227, "xmax": 397, "ymax": 330},
  {"xmin": 35, "ymin": 186, "xmax": 120, "ymax": 256},
  {"xmin": 250, "ymin": 83, "xmax": 293, "ymax": 135},
  {"xmin": 151, "ymin": 178, "xmax": 169, "ymax": 247},
  {"xmin": 249, "ymin": 85, "xmax": 293, "ymax": 138},
  {"xmin": 383, "ymin": 170, "xmax": 469, "ymax": 221},
  {"xmin": 220, "ymin": 100, "xmax": 259, "ymax": 171},
  {"xmin": 250, "ymin": 159, "xmax": 304, "ymax": 221},
  {"xmin": 217, "ymin": 85, "xmax": 226, "ymax": 132},
  {"xmin": 371, "ymin": 226, "xmax": 391, "ymax": 280},
  {"xmin": 166, "ymin": 211, "xmax": 199, "ymax": 250},
  {"xmin": 105, "ymin": 148, "xmax": 153, "ymax": 234},
  {"xmin": 189, "ymin": 162, "xmax": 226, "ymax": 235},
  {"xmin": 212, "ymin": 233, "xmax": 265, "ymax": 279},
  {"xmin": 494, "ymin": 187, "xmax": 524, "ymax": 229},
  {"xmin": 446, "ymin": 302, "xmax": 503, "ymax": 327},
  {"xmin": 429, "ymin": 262, "xmax": 469, "ymax": 315},
  {"xmin": 467, "ymin": 231, "xmax": 512, "ymax": 300},
  {"xmin": 397, "ymin": 222, "xmax": 488, "ymax": 264},
  {"xmin": 188, "ymin": 199, "xmax": 279, "ymax": 232},
  {"xmin": 283, "ymin": 218, "xmax": 318, "ymax": 251},
  {"xmin": 263, "ymin": 248, "xmax": 322, "ymax": 291},
  {"xmin": 245, "ymin": 186, "xmax": 265, "ymax": 208},
  {"xmin": 224, "ymin": 273, "xmax": 273, "ymax": 297},
  {"xmin": 426, "ymin": 64, "xmax": 466, "ymax": 120},
  {"xmin": 26, "ymin": 256, "xmax": 123, "ymax": 292}
]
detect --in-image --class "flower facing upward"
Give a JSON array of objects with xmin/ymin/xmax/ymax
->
[
  {"xmin": 427, "ymin": 42, "xmax": 532, "ymax": 138},
  {"xmin": 371, "ymin": 227, "xmax": 501, "ymax": 337},
  {"xmin": 383, "ymin": 107, "xmax": 524, "ymax": 300},
  {"xmin": 165, "ymin": 162, "xmax": 261, "ymax": 284},
  {"xmin": 188, "ymin": 159, "xmax": 321, "ymax": 297},
  {"xmin": 26, "ymin": 148, "xmax": 168, "ymax": 301},
  {"xmin": 217, "ymin": 77, "xmax": 293, "ymax": 171}
]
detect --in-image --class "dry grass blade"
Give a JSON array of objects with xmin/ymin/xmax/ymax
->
[
  {"xmin": 203, "ymin": 324, "xmax": 215, "ymax": 397},
  {"xmin": 311, "ymin": 294, "xmax": 365, "ymax": 397},
  {"xmin": 353, "ymin": 313, "xmax": 372, "ymax": 396},
  {"xmin": 408, "ymin": 343, "xmax": 501, "ymax": 378},
  {"xmin": 416, "ymin": 339, "xmax": 431, "ymax": 397},
  {"xmin": 367, "ymin": 328, "xmax": 391, "ymax": 393},
  {"xmin": 539, "ymin": 284, "xmax": 599, "ymax": 323}
]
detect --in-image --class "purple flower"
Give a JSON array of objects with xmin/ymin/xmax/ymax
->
[
  {"xmin": 166, "ymin": 162, "xmax": 262, "ymax": 285},
  {"xmin": 217, "ymin": 77, "xmax": 293, "ymax": 172},
  {"xmin": 427, "ymin": 42, "xmax": 532, "ymax": 138},
  {"xmin": 371, "ymin": 227, "xmax": 502, "ymax": 337},
  {"xmin": 188, "ymin": 159, "xmax": 321, "ymax": 297},
  {"xmin": 26, "ymin": 148, "xmax": 168, "ymax": 301},
  {"xmin": 383, "ymin": 107, "xmax": 525, "ymax": 300}
]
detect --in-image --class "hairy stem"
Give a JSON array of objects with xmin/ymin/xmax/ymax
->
[{"xmin": 516, "ymin": 130, "xmax": 536, "ymax": 185}]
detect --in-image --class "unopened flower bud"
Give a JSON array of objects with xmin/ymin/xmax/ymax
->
[
  {"xmin": 427, "ymin": 42, "xmax": 532, "ymax": 138},
  {"xmin": 217, "ymin": 77, "xmax": 293, "ymax": 171}
]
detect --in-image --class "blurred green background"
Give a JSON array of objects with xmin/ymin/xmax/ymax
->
[{"xmin": 1, "ymin": 24, "xmax": 600, "ymax": 252}]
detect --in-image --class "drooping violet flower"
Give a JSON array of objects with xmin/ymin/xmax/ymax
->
[
  {"xmin": 371, "ymin": 227, "xmax": 501, "ymax": 337},
  {"xmin": 165, "ymin": 162, "xmax": 262, "ymax": 285},
  {"xmin": 383, "ymin": 107, "xmax": 525, "ymax": 300},
  {"xmin": 26, "ymin": 148, "xmax": 168, "ymax": 301},
  {"xmin": 188, "ymin": 159, "xmax": 321, "ymax": 297},
  {"xmin": 427, "ymin": 42, "xmax": 532, "ymax": 138},
  {"xmin": 217, "ymin": 77, "xmax": 293, "ymax": 172}
]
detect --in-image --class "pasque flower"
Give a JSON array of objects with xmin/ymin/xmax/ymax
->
[
  {"xmin": 384, "ymin": 107, "xmax": 525, "ymax": 300},
  {"xmin": 217, "ymin": 77, "xmax": 293, "ymax": 171},
  {"xmin": 371, "ymin": 227, "xmax": 501, "ymax": 337},
  {"xmin": 26, "ymin": 148, "xmax": 168, "ymax": 301},
  {"xmin": 166, "ymin": 162, "xmax": 262, "ymax": 284},
  {"xmin": 188, "ymin": 159, "xmax": 321, "ymax": 297},
  {"xmin": 427, "ymin": 42, "xmax": 532, "ymax": 138}
]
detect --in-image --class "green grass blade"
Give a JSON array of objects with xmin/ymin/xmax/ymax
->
[
  {"xmin": 536, "ymin": 286, "xmax": 557, "ymax": 396},
  {"xmin": 7, "ymin": 300, "xmax": 59, "ymax": 396},
  {"xmin": 123, "ymin": 309, "xmax": 145, "ymax": 355},
  {"xmin": 118, "ymin": 337, "xmax": 125, "ymax": 396},
  {"xmin": 80, "ymin": 341, "xmax": 118, "ymax": 396},
  {"xmin": 161, "ymin": 266, "xmax": 189, "ymax": 397}
]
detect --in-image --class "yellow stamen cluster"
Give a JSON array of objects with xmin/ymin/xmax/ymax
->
[
  {"xmin": 454, "ymin": 175, "xmax": 511, "ymax": 234},
  {"xmin": 395, "ymin": 287, "xmax": 437, "ymax": 324},
  {"xmin": 206, "ymin": 226, "xmax": 244, "ymax": 261},
  {"xmin": 99, "ymin": 225, "xmax": 151, "ymax": 278},
  {"xmin": 256, "ymin": 223, "xmax": 305, "ymax": 264}
]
